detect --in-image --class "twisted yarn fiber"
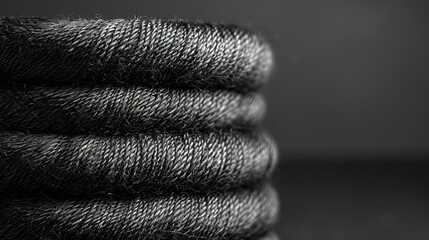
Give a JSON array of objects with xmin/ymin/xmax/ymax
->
[
  {"xmin": 0, "ymin": 17, "xmax": 278, "ymax": 240},
  {"xmin": 0, "ymin": 17, "xmax": 273, "ymax": 90},
  {"xmin": 0, "ymin": 86, "xmax": 265, "ymax": 133},
  {"xmin": 0, "ymin": 186, "xmax": 278, "ymax": 240},
  {"xmin": 0, "ymin": 131, "xmax": 277, "ymax": 196}
]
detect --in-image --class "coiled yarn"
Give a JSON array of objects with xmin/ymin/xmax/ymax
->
[{"xmin": 0, "ymin": 17, "xmax": 278, "ymax": 240}]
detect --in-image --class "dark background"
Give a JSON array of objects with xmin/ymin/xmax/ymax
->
[{"xmin": 1, "ymin": 1, "xmax": 429, "ymax": 239}]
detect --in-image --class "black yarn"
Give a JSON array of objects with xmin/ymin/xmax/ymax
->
[
  {"xmin": 0, "ymin": 17, "xmax": 278, "ymax": 240},
  {"xmin": 0, "ymin": 130, "xmax": 277, "ymax": 196},
  {"xmin": 0, "ymin": 186, "xmax": 278, "ymax": 240},
  {"xmin": 0, "ymin": 17, "xmax": 273, "ymax": 91},
  {"xmin": 0, "ymin": 86, "xmax": 265, "ymax": 134}
]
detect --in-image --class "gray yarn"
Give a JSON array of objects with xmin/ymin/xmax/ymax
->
[
  {"xmin": 0, "ymin": 86, "xmax": 265, "ymax": 134},
  {"xmin": 0, "ymin": 130, "xmax": 277, "ymax": 196},
  {"xmin": 0, "ymin": 185, "xmax": 278, "ymax": 240},
  {"xmin": 0, "ymin": 17, "xmax": 278, "ymax": 239},
  {"xmin": 0, "ymin": 17, "xmax": 273, "ymax": 91}
]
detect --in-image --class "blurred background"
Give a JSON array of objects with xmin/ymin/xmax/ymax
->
[{"xmin": 1, "ymin": 0, "xmax": 428, "ymax": 239}]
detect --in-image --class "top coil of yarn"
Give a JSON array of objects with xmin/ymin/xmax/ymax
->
[{"xmin": 0, "ymin": 17, "xmax": 273, "ymax": 90}]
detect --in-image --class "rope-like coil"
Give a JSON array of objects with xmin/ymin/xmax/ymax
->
[
  {"xmin": 0, "ymin": 186, "xmax": 278, "ymax": 240},
  {"xmin": 0, "ymin": 130, "xmax": 277, "ymax": 196},
  {"xmin": 0, "ymin": 17, "xmax": 278, "ymax": 240},
  {"xmin": 0, "ymin": 17, "xmax": 273, "ymax": 91},
  {"xmin": 0, "ymin": 86, "xmax": 265, "ymax": 134}
]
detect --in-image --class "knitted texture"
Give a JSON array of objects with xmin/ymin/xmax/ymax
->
[{"xmin": 0, "ymin": 17, "xmax": 278, "ymax": 240}]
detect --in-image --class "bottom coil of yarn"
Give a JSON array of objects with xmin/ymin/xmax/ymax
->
[{"xmin": 0, "ymin": 185, "xmax": 278, "ymax": 240}]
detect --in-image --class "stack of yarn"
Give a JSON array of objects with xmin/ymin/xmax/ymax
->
[{"xmin": 0, "ymin": 17, "xmax": 278, "ymax": 240}]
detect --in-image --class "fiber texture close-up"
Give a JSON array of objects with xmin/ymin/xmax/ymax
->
[{"xmin": 0, "ymin": 17, "xmax": 278, "ymax": 240}]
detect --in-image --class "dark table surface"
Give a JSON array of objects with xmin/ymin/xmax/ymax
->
[{"xmin": 273, "ymin": 160, "xmax": 429, "ymax": 240}]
